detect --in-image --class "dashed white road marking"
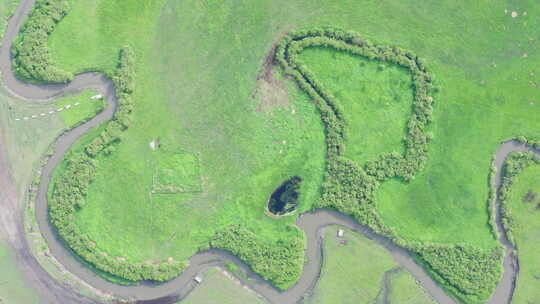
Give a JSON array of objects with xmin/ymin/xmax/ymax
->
[{"xmin": 13, "ymin": 95, "xmax": 103, "ymax": 122}]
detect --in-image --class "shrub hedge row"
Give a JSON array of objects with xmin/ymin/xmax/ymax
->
[
  {"xmin": 499, "ymin": 149, "xmax": 540, "ymax": 246},
  {"xmin": 275, "ymin": 28, "xmax": 435, "ymax": 235},
  {"xmin": 12, "ymin": 0, "xmax": 73, "ymax": 83},
  {"xmin": 210, "ymin": 225, "xmax": 305, "ymax": 290},
  {"xmin": 274, "ymin": 28, "xmax": 503, "ymax": 303},
  {"xmin": 48, "ymin": 46, "xmax": 187, "ymax": 282}
]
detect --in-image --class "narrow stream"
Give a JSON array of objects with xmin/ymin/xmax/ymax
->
[{"xmin": 1, "ymin": 1, "xmax": 534, "ymax": 303}]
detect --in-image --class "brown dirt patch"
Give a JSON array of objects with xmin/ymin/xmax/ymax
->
[
  {"xmin": 254, "ymin": 36, "xmax": 291, "ymax": 112},
  {"xmin": 254, "ymin": 76, "xmax": 290, "ymax": 112}
]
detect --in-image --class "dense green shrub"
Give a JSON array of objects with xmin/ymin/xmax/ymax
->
[
  {"xmin": 49, "ymin": 46, "xmax": 187, "ymax": 282},
  {"xmin": 210, "ymin": 225, "xmax": 305, "ymax": 290},
  {"xmin": 12, "ymin": 0, "xmax": 73, "ymax": 83},
  {"xmin": 415, "ymin": 243, "xmax": 504, "ymax": 303}
]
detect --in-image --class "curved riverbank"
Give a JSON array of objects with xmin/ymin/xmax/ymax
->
[{"xmin": 0, "ymin": 1, "xmax": 534, "ymax": 304}]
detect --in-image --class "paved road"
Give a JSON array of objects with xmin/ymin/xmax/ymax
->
[{"xmin": 1, "ymin": 0, "xmax": 537, "ymax": 303}]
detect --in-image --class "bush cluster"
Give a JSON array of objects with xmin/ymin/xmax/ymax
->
[
  {"xmin": 515, "ymin": 136, "xmax": 540, "ymax": 150},
  {"xmin": 415, "ymin": 243, "xmax": 503, "ymax": 302},
  {"xmin": 210, "ymin": 225, "xmax": 304, "ymax": 290},
  {"xmin": 49, "ymin": 47, "xmax": 186, "ymax": 282},
  {"xmin": 499, "ymin": 149, "xmax": 540, "ymax": 246},
  {"xmin": 12, "ymin": 0, "xmax": 73, "ymax": 83}
]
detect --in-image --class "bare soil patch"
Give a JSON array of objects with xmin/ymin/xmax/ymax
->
[{"xmin": 254, "ymin": 40, "xmax": 290, "ymax": 112}]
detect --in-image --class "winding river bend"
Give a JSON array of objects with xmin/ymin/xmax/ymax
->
[{"xmin": 1, "ymin": 1, "xmax": 537, "ymax": 303}]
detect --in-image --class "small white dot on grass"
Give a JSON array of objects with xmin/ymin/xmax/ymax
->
[
  {"xmin": 15, "ymin": 118, "xmax": 20, "ymax": 121},
  {"xmin": 23, "ymin": 117, "xmax": 28, "ymax": 120},
  {"xmin": 57, "ymin": 107, "xmax": 63, "ymax": 112},
  {"xmin": 40, "ymin": 113, "xmax": 45, "ymax": 116},
  {"xmin": 49, "ymin": 111, "xmax": 54, "ymax": 114},
  {"xmin": 31, "ymin": 115, "xmax": 37, "ymax": 118},
  {"xmin": 511, "ymin": 11, "xmax": 518, "ymax": 18},
  {"xmin": 65, "ymin": 104, "xmax": 71, "ymax": 109},
  {"xmin": 74, "ymin": 102, "xmax": 80, "ymax": 106}
]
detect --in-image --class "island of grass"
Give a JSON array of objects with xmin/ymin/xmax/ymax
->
[{"xmin": 14, "ymin": 0, "xmax": 540, "ymax": 303}]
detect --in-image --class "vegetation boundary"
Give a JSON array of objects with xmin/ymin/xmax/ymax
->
[
  {"xmin": 10, "ymin": 8, "xmax": 511, "ymax": 300},
  {"xmin": 275, "ymin": 28, "xmax": 435, "ymax": 238},
  {"xmin": 274, "ymin": 28, "xmax": 504, "ymax": 303},
  {"xmin": 498, "ymin": 143, "xmax": 540, "ymax": 246}
]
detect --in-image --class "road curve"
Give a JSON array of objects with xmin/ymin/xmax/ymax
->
[{"xmin": 1, "ymin": 0, "xmax": 535, "ymax": 303}]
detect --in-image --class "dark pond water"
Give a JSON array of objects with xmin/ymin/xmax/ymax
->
[{"xmin": 268, "ymin": 176, "xmax": 302, "ymax": 215}]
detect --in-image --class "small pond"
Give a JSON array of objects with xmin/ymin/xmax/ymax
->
[{"xmin": 267, "ymin": 176, "xmax": 302, "ymax": 215}]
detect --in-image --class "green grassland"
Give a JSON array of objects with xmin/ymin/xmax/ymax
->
[
  {"xmin": 56, "ymin": 90, "xmax": 106, "ymax": 129},
  {"xmin": 0, "ymin": 0, "xmax": 18, "ymax": 41},
  {"xmin": 0, "ymin": 242, "xmax": 38, "ymax": 304},
  {"xmin": 0, "ymin": 85, "xmax": 114, "ymax": 303},
  {"xmin": 505, "ymin": 164, "xmax": 540, "ymax": 303},
  {"xmin": 48, "ymin": 0, "xmax": 327, "ymax": 288},
  {"xmin": 305, "ymin": 226, "xmax": 434, "ymax": 304},
  {"xmin": 180, "ymin": 268, "xmax": 267, "ymax": 304},
  {"xmin": 387, "ymin": 269, "xmax": 437, "ymax": 304},
  {"xmin": 1, "ymin": 86, "xmax": 103, "ymax": 194},
  {"xmin": 35, "ymin": 0, "xmax": 540, "ymax": 301},
  {"xmin": 298, "ymin": 47, "xmax": 413, "ymax": 166}
]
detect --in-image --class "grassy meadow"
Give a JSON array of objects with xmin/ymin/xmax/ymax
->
[
  {"xmin": 0, "ymin": 0, "xmax": 18, "ymax": 40},
  {"xmin": 304, "ymin": 226, "xmax": 434, "ymax": 304},
  {"xmin": 298, "ymin": 47, "xmax": 413, "ymax": 166},
  {"xmin": 387, "ymin": 269, "xmax": 437, "ymax": 304},
  {"xmin": 180, "ymin": 268, "xmax": 266, "ymax": 304},
  {"xmin": 49, "ymin": 0, "xmax": 327, "ymax": 266},
  {"xmin": 0, "ymin": 84, "xmax": 113, "ymax": 303},
  {"xmin": 505, "ymin": 164, "xmax": 540, "ymax": 303},
  {"xmin": 56, "ymin": 90, "xmax": 105, "ymax": 129},
  {"xmin": 0, "ymin": 242, "xmax": 38, "ymax": 304},
  {"xmin": 39, "ymin": 0, "xmax": 540, "ymax": 300},
  {"xmin": 0, "ymin": 1, "xmax": 47, "ymax": 300}
]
